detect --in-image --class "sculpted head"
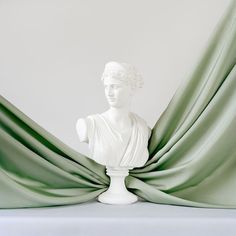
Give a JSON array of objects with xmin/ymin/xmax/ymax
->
[{"xmin": 101, "ymin": 61, "xmax": 143, "ymax": 108}]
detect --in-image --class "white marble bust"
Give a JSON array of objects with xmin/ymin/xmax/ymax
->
[{"xmin": 76, "ymin": 61, "xmax": 151, "ymax": 204}]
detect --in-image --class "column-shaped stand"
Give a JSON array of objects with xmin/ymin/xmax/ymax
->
[{"xmin": 98, "ymin": 166, "xmax": 138, "ymax": 204}]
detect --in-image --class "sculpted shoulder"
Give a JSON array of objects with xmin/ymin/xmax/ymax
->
[
  {"xmin": 131, "ymin": 112, "xmax": 152, "ymax": 139},
  {"xmin": 76, "ymin": 114, "xmax": 98, "ymax": 143}
]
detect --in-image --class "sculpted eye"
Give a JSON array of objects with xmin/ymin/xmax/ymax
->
[{"xmin": 104, "ymin": 84, "xmax": 121, "ymax": 90}]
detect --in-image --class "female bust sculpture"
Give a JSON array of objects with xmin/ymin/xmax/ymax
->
[{"xmin": 76, "ymin": 61, "xmax": 151, "ymax": 204}]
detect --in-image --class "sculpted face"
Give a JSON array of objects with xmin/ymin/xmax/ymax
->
[{"xmin": 103, "ymin": 76, "xmax": 133, "ymax": 108}]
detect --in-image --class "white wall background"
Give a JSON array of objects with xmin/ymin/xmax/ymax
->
[{"xmin": 0, "ymin": 0, "xmax": 231, "ymax": 156}]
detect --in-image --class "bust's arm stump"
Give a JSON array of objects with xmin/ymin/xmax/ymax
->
[{"xmin": 76, "ymin": 118, "xmax": 88, "ymax": 143}]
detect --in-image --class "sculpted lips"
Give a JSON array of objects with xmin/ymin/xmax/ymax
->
[{"xmin": 108, "ymin": 97, "xmax": 116, "ymax": 101}]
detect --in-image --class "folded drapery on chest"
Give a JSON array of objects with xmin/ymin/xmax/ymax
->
[{"xmin": 86, "ymin": 113, "xmax": 150, "ymax": 167}]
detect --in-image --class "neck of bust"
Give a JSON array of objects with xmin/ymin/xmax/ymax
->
[{"xmin": 108, "ymin": 104, "xmax": 131, "ymax": 123}]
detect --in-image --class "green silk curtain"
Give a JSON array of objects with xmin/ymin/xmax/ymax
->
[{"xmin": 0, "ymin": 1, "xmax": 236, "ymax": 208}]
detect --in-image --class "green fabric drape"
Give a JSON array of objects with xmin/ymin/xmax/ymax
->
[{"xmin": 0, "ymin": 1, "xmax": 236, "ymax": 208}]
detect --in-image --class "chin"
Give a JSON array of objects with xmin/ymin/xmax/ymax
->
[
  {"xmin": 107, "ymin": 100, "xmax": 126, "ymax": 108},
  {"xmin": 107, "ymin": 100, "xmax": 117, "ymax": 106}
]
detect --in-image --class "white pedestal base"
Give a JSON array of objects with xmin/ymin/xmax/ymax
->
[{"xmin": 98, "ymin": 166, "xmax": 138, "ymax": 205}]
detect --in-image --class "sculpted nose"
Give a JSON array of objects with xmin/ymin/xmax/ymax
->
[{"xmin": 108, "ymin": 88, "xmax": 114, "ymax": 96}]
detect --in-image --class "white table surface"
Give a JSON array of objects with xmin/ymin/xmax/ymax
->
[{"xmin": 0, "ymin": 199, "xmax": 236, "ymax": 236}]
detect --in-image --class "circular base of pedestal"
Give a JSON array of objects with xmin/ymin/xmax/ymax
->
[{"xmin": 98, "ymin": 189, "xmax": 138, "ymax": 205}]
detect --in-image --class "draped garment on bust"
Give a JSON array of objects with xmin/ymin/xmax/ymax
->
[{"xmin": 86, "ymin": 113, "xmax": 151, "ymax": 168}]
